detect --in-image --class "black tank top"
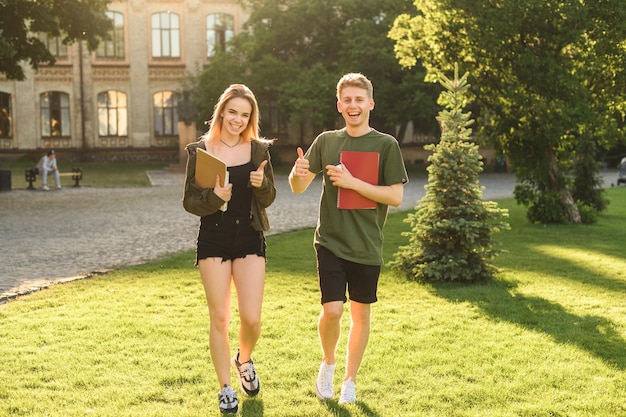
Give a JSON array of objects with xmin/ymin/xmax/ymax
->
[{"xmin": 224, "ymin": 161, "xmax": 254, "ymax": 219}]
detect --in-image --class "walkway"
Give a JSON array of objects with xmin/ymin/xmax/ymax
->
[{"xmin": 1, "ymin": 171, "xmax": 521, "ymax": 298}]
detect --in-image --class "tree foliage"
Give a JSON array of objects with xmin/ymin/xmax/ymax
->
[
  {"xmin": 390, "ymin": 66, "xmax": 509, "ymax": 282},
  {"xmin": 192, "ymin": 0, "xmax": 440, "ymax": 141},
  {"xmin": 389, "ymin": 0, "xmax": 626, "ymax": 223},
  {"xmin": 571, "ymin": 134, "xmax": 609, "ymax": 216},
  {"xmin": 0, "ymin": 0, "xmax": 112, "ymax": 81}
]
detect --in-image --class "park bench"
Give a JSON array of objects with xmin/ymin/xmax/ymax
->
[{"xmin": 25, "ymin": 167, "xmax": 83, "ymax": 189}]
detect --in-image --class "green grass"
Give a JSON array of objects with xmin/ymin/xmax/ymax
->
[
  {"xmin": 1, "ymin": 188, "xmax": 625, "ymax": 416},
  {"xmin": 0, "ymin": 160, "xmax": 170, "ymax": 188},
  {"xmin": 0, "ymin": 159, "xmax": 315, "ymax": 188}
]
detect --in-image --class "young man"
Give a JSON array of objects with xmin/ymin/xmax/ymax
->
[
  {"xmin": 36, "ymin": 150, "xmax": 61, "ymax": 190},
  {"xmin": 289, "ymin": 73, "xmax": 408, "ymax": 404}
]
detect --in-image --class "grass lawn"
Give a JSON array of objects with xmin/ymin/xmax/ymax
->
[
  {"xmin": 0, "ymin": 160, "xmax": 170, "ymax": 188},
  {"xmin": 1, "ymin": 188, "xmax": 625, "ymax": 416},
  {"xmin": 0, "ymin": 158, "xmax": 421, "ymax": 190}
]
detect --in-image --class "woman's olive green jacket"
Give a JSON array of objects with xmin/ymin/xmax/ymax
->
[{"xmin": 182, "ymin": 138, "xmax": 276, "ymax": 232}]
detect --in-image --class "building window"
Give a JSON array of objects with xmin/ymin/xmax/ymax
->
[
  {"xmin": 153, "ymin": 91, "xmax": 179, "ymax": 136},
  {"xmin": 39, "ymin": 33, "xmax": 68, "ymax": 58},
  {"xmin": 0, "ymin": 93, "xmax": 12, "ymax": 138},
  {"xmin": 97, "ymin": 11, "xmax": 125, "ymax": 59},
  {"xmin": 206, "ymin": 13, "xmax": 234, "ymax": 58},
  {"xmin": 151, "ymin": 12, "xmax": 180, "ymax": 58},
  {"xmin": 40, "ymin": 92, "xmax": 71, "ymax": 137},
  {"xmin": 98, "ymin": 91, "xmax": 128, "ymax": 136}
]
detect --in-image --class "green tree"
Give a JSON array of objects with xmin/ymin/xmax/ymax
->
[
  {"xmin": 0, "ymin": 0, "xmax": 112, "ymax": 81},
  {"xmin": 390, "ymin": 66, "xmax": 509, "ymax": 282},
  {"xmin": 389, "ymin": 0, "xmax": 626, "ymax": 223},
  {"xmin": 572, "ymin": 134, "xmax": 608, "ymax": 218},
  {"xmin": 193, "ymin": 0, "xmax": 439, "ymax": 142}
]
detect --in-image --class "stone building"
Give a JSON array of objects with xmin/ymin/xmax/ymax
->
[{"xmin": 0, "ymin": 0, "xmax": 249, "ymax": 161}]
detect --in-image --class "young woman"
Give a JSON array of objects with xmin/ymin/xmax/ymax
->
[{"xmin": 183, "ymin": 84, "xmax": 276, "ymax": 414}]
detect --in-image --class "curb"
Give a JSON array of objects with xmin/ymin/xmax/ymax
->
[{"xmin": 0, "ymin": 269, "xmax": 112, "ymax": 305}]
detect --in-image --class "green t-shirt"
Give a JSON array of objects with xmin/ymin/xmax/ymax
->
[{"xmin": 304, "ymin": 128, "xmax": 408, "ymax": 265}]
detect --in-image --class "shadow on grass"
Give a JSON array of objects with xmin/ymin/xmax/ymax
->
[
  {"xmin": 432, "ymin": 279, "xmax": 626, "ymax": 370},
  {"xmin": 508, "ymin": 244, "xmax": 626, "ymax": 294},
  {"xmin": 240, "ymin": 396, "xmax": 264, "ymax": 416},
  {"xmin": 322, "ymin": 399, "xmax": 382, "ymax": 417}
]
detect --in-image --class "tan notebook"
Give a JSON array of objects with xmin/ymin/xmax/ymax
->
[
  {"xmin": 195, "ymin": 147, "xmax": 228, "ymax": 188},
  {"xmin": 195, "ymin": 147, "xmax": 229, "ymax": 211}
]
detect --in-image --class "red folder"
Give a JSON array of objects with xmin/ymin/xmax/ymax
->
[{"xmin": 337, "ymin": 151, "xmax": 379, "ymax": 209}]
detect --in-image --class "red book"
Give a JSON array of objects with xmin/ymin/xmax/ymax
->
[{"xmin": 337, "ymin": 151, "xmax": 379, "ymax": 209}]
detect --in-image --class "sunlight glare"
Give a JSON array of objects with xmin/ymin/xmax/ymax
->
[{"xmin": 534, "ymin": 245, "xmax": 626, "ymax": 281}]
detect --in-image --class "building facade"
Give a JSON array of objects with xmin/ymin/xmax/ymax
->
[{"xmin": 0, "ymin": 0, "xmax": 249, "ymax": 160}]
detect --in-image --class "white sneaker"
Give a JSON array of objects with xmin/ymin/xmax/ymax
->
[
  {"xmin": 42, "ymin": 185, "xmax": 50, "ymax": 191},
  {"xmin": 315, "ymin": 361, "xmax": 335, "ymax": 400},
  {"xmin": 218, "ymin": 384, "xmax": 238, "ymax": 414},
  {"xmin": 339, "ymin": 377, "xmax": 356, "ymax": 404},
  {"xmin": 231, "ymin": 351, "xmax": 260, "ymax": 396}
]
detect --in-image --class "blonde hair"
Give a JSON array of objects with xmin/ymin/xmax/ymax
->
[
  {"xmin": 202, "ymin": 84, "xmax": 260, "ymax": 143},
  {"xmin": 336, "ymin": 73, "xmax": 374, "ymax": 100}
]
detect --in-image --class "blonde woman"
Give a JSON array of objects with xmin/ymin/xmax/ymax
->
[{"xmin": 183, "ymin": 84, "xmax": 276, "ymax": 414}]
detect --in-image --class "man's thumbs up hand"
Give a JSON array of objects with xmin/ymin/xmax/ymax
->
[{"xmin": 293, "ymin": 147, "xmax": 309, "ymax": 177}]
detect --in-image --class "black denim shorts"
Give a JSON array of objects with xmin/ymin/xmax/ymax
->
[
  {"xmin": 315, "ymin": 245, "xmax": 380, "ymax": 305},
  {"xmin": 197, "ymin": 214, "xmax": 266, "ymax": 264}
]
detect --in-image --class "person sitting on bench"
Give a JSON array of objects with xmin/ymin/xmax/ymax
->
[{"xmin": 36, "ymin": 150, "xmax": 61, "ymax": 190}]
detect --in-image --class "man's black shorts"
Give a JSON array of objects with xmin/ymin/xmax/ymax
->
[{"xmin": 315, "ymin": 245, "xmax": 380, "ymax": 305}]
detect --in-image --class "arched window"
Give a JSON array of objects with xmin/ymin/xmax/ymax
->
[
  {"xmin": 0, "ymin": 92, "xmax": 12, "ymax": 138},
  {"xmin": 206, "ymin": 13, "xmax": 234, "ymax": 58},
  {"xmin": 153, "ymin": 91, "xmax": 180, "ymax": 136},
  {"xmin": 151, "ymin": 12, "xmax": 180, "ymax": 58},
  {"xmin": 97, "ymin": 11, "xmax": 125, "ymax": 59},
  {"xmin": 98, "ymin": 91, "xmax": 128, "ymax": 136},
  {"xmin": 40, "ymin": 92, "xmax": 70, "ymax": 137}
]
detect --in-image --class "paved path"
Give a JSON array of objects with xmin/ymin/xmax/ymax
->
[{"xmin": 1, "ymin": 171, "xmax": 521, "ymax": 296}]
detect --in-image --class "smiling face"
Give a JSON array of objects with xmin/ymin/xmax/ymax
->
[
  {"xmin": 337, "ymin": 86, "xmax": 374, "ymax": 135},
  {"xmin": 220, "ymin": 97, "xmax": 252, "ymax": 140}
]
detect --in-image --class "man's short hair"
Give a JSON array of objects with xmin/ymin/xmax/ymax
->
[
  {"xmin": 336, "ymin": 73, "xmax": 374, "ymax": 100},
  {"xmin": 47, "ymin": 150, "xmax": 55, "ymax": 156}
]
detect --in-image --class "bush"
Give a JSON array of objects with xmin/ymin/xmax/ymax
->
[
  {"xmin": 522, "ymin": 189, "xmax": 567, "ymax": 224},
  {"xmin": 572, "ymin": 135, "xmax": 609, "ymax": 212},
  {"xmin": 577, "ymin": 202, "xmax": 598, "ymax": 224}
]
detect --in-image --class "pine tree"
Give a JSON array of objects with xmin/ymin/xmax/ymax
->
[{"xmin": 390, "ymin": 66, "xmax": 509, "ymax": 282}]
